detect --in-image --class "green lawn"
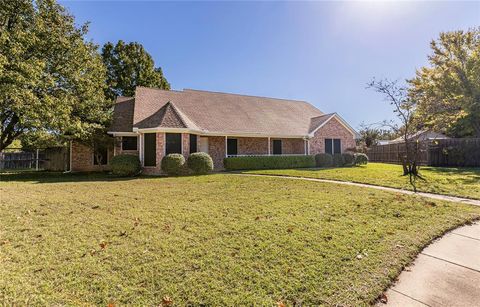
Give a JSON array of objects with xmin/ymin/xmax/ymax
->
[
  {"xmin": 243, "ymin": 163, "xmax": 480, "ymax": 200},
  {"xmin": 1, "ymin": 172, "xmax": 479, "ymax": 305}
]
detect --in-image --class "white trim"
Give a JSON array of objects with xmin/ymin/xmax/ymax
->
[
  {"xmin": 308, "ymin": 113, "xmax": 357, "ymax": 138},
  {"xmin": 132, "ymin": 127, "xmax": 308, "ymax": 139},
  {"xmin": 267, "ymin": 137, "xmax": 270, "ymax": 155},
  {"xmin": 225, "ymin": 136, "xmax": 228, "ymax": 158},
  {"xmin": 139, "ymin": 134, "xmax": 144, "ymax": 166},
  {"xmin": 107, "ymin": 131, "xmax": 138, "ymax": 136},
  {"xmin": 307, "ymin": 139, "xmax": 310, "ymax": 155}
]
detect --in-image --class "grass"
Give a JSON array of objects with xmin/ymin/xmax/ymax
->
[
  {"xmin": 1, "ymin": 172, "xmax": 480, "ymax": 305},
  {"xmin": 243, "ymin": 163, "xmax": 480, "ymax": 200}
]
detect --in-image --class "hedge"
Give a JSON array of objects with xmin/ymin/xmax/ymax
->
[
  {"xmin": 187, "ymin": 152, "xmax": 214, "ymax": 175},
  {"xmin": 315, "ymin": 153, "xmax": 333, "ymax": 167},
  {"xmin": 110, "ymin": 154, "xmax": 141, "ymax": 177},
  {"xmin": 224, "ymin": 155, "xmax": 315, "ymax": 171},
  {"xmin": 161, "ymin": 154, "xmax": 186, "ymax": 176}
]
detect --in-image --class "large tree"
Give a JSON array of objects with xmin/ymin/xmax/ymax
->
[
  {"xmin": 102, "ymin": 40, "xmax": 170, "ymax": 100},
  {"xmin": 0, "ymin": 0, "xmax": 110, "ymax": 151},
  {"xmin": 408, "ymin": 28, "xmax": 480, "ymax": 137}
]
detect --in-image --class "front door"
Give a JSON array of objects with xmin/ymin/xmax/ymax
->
[{"xmin": 199, "ymin": 137, "xmax": 209, "ymax": 153}]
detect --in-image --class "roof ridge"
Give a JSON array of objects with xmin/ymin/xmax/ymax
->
[
  {"xmin": 310, "ymin": 113, "xmax": 335, "ymax": 119},
  {"xmin": 136, "ymin": 86, "xmax": 184, "ymax": 94},
  {"xmin": 182, "ymin": 88, "xmax": 310, "ymax": 103}
]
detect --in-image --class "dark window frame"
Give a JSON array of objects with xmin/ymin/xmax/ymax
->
[
  {"xmin": 122, "ymin": 136, "xmax": 138, "ymax": 151},
  {"xmin": 144, "ymin": 133, "xmax": 157, "ymax": 167},
  {"xmin": 227, "ymin": 138, "xmax": 238, "ymax": 156},
  {"xmin": 189, "ymin": 134, "xmax": 197, "ymax": 154},
  {"xmin": 325, "ymin": 138, "xmax": 341, "ymax": 154},
  {"xmin": 272, "ymin": 139, "xmax": 282, "ymax": 155},
  {"xmin": 165, "ymin": 133, "xmax": 182, "ymax": 155}
]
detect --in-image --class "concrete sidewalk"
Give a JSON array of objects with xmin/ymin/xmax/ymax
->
[{"xmin": 379, "ymin": 222, "xmax": 480, "ymax": 307}]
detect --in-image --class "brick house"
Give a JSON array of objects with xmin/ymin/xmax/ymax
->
[{"xmin": 70, "ymin": 87, "xmax": 358, "ymax": 173}]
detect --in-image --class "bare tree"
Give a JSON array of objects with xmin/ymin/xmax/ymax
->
[{"xmin": 367, "ymin": 79, "xmax": 423, "ymax": 191}]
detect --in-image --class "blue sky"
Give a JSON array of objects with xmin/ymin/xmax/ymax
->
[{"xmin": 61, "ymin": 1, "xmax": 479, "ymax": 129}]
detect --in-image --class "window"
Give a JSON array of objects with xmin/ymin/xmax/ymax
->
[
  {"xmin": 227, "ymin": 138, "xmax": 238, "ymax": 156},
  {"xmin": 166, "ymin": 133, "xmax": 182, "ymax": 155},
  {"xmin": 189, "ymin": 134, "xmax": 197, "ymax": 154},
  {"xmin": 122, "ymin": 136, "xmax": 138, "ymax": 151},
  {"xmin": 93, "ymin": 144, "xmax": 108, "ymax": 165},
  {"xmin": 273, "ymin": 140, "xmax": 282, "ymax": 155},
  {"xmin": 144, "ymin": 133, "xmax": 156, "ymax": 167},
  {"xmin": 325, "ymin": 138, "xmax": 341, "ymax": 154}
]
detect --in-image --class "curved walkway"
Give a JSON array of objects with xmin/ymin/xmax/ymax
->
[
  {"xmin": 232, "ymin": 173, "xmax": 480, "ymax": 206},
  {"xmin": 378, "ymin": 221, "xmax": 480, "ymax": 306}
]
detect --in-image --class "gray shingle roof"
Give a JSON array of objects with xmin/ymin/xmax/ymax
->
[{"xmin": 130, "ymin": 87, "xmax": 325, "ymax": 136}]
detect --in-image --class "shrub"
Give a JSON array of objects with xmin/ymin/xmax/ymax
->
[
  {"xmin": 354, "ymin": 153, "xmax": 369, "ymax": 165},
  {"xmin": 342, "ymin": 152, "xmax": 355, "ymax": 166},
  {"xmin": 161, "ymin": 154, "xmax": 185, "ymax": 175},
  {"xmin": 224, "ymin": 155, "xmax": 315, "ymax": 171},
  {"xmin": 332, "ymin": 153, "xmax": 345, "ymax": 167},
  {"xmin": 315, "ymin": 153, "xmax": 333, "ymax": 167},
  {"xmin": 110, "ymin": 154, "xmax": 141, "ymax": 177},
  {"xmin": 187, "ymin": 152, "xmax": 214, "ymax": 175}
]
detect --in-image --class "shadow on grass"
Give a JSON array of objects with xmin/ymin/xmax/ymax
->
[{"xmin": 0, "ymin": 171, "xmax": 145, "ymax": 184}]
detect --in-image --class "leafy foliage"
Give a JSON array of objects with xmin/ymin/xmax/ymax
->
[
  {"xmin": 187, "ymin": 152, "xmax": 214, "ymax": 175},
  {"xmin": 332, "ymin": 154, "xmax": 345, "ymax": 167},
  {"xmin": 342, "ymin": 153, "xmax": 355, "ymax": 166},
  {"xmin": 224, "ymin": 155, "xmax": 315, "ymax": 171},
  {"xmin": 0, "ymin": 0, "xmax": 110, "ymax": 151},
  {"xmin": 409, "ymin": 28, "xmax": 480, "ymax": 137},
  {"xmin": 161, "ymin": 154, "xmax": 185, "ymax": 176},
  {"xmin": 315, "ymin": 153, "xmax": 333, "ymax": 167},
  {"xmin": 357, "ymin": 124, "xmax": 398, "ymax": 147},
  {"xmin": 354, "ymin": 153, "xmax": 369, "ymax": 165},
  {"xmin": 102, "ymin": 40, "xmax": 170, "ymax": 100},
  {"xmin": 110, "ymin": 154, "xmax": 141, "ymax": 177}
]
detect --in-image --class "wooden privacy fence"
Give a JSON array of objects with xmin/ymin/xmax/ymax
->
[
  {"xmin": 367, "ymin": 138, "xmax": 480, "ymax": 167},
  {"xmin": 0, "ymin": 147, "xmax": 70, "ymax": 171}
]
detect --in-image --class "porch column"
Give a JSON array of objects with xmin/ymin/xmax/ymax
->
[
  {"xmin": 268, "ymin": 137, "xmax": 271, "ymax": 155},
  {"xmin": 304, "ymin": 139, "xmax": 307, "ymax": 155},
  {"xmin": 225, "ymin": 136, "xmax": 228, "ymax": 157},
  {"xmin": 139, "ymin": 133, "xmax": 144, "ymax": 166}
]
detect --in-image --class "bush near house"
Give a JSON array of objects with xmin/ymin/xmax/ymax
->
[
  {"xmin": 333, "ymin": 153, "xmax": 345, "ymax": 167},
  {"xmin": 110, "ymin": 154, "xmax": 141, "ymax": 177},
  {"xmin": 161, "ymin": 154, "xmax": 186, "ymax": 175},
  {"xmin": 342, "ymin": 152, "xmax": 355, "ymax": 166},
  {"xmin": 315, "ymin": 153, "xmax": 333, "ymax": 167},
  {"xmin": 187, "ymin": 152, "xmax": 214, "ymax": 175},
  {"xmin": 354, "ymin": 153, "xmax": 369, "ymax": 165},
  {"xmin": 224, "ymin": 155, "xmax": 315, "ymax": 171}
]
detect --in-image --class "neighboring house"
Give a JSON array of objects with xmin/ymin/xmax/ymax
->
[
  {"xmin": 387, "ymin": 130, "xmax": 449, "ymax": 144},
  {"xmin": 70, "ymin": 87, "xmax": 358, "ymax": 173}
]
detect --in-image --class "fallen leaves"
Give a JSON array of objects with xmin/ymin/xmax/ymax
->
[
  {"xmin": 161, "ymin": 296, "xmax": 173, "ymax": 306},
  {"xmin": 379, "ymin": 293, "xmax": 388, "ymax": 304}
]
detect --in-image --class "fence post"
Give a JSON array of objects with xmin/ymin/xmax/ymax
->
[{"xmin": 36, "ymin": 149, "xmax": 39, "ymax": 171}]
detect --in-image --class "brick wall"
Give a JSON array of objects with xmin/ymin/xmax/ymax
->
[
  {"xmin": 273, "ymin": 138, "xmax": 305, "ymax": 154},
  {"xmin": 71, "ymin": 141, "xmax": 113, "ymax": 172},
  {"xmin": 309, "ymin": 117, "xmax": 356, "ymax": 155},
  {"xmin": 208, "ymin": 136, "xmax": 226, "ymax": 170},
  {"xmin": 238, "ymin": 137, "xmax": 269, "ymax": 155}
]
